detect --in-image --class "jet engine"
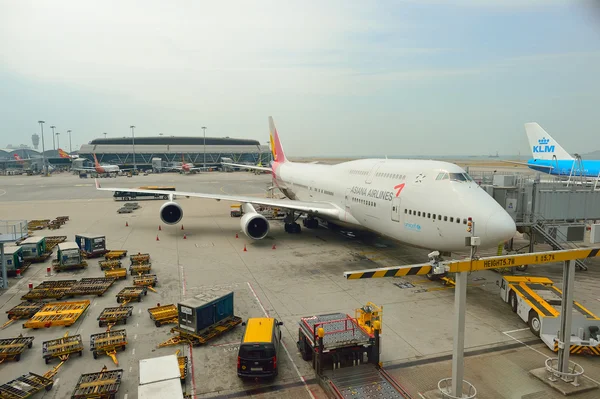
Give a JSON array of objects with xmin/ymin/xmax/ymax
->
[
  {"xmin": 160, "ymin": 201, "xmax": 183, "ymax": 225},
  {"xmin": 241, "ymin": 212, "xmax": 270, "ymax": 240}
]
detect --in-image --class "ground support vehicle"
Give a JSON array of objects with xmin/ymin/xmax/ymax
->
[
  {"xmin": 104, "ymin": 268, "xmax": 127, "ymax": 280},
  {"xmin": 76, "ymin": 234, "xmax": 108, "ymax": 259},
  {"xmin": 22, "ymin": 300, "xmax": 90, "ymax": 329},
  {"xmin": 148, "ymin": 304, "xmax": 178, "ymax": 327},
  {"xmin": 177, "ymin": 352, "xmax": 188, "ymax": 382},
  {"xmin": 98, "ymin": 306, "xmax": 133, "ymax": 328},
  {"xmin": 90, "ymin": 330, "xmax": 127, "ymax": 365},
  {"xmin": 116, "ymin": 287, "xmax": 147, "ymax": 303},
  {"xmin": 133, "ymin": 274, "xmax": 158, "ymax": 291},
  {"xmin": 130, "ymin": 253, "xmax": 150, "ymax": 265},
  {"xmin": 21, "ymin": 280, "xmax": 77, "ymax": 301},
  {"xmin": 71, "ymin": 366, "xmax": 123, "ymax": 399},
  {"xmin": 99, "ymin": 260, "xmax": 121, "ymax": 270},
  {"xmin": 0, "ymin": 372, "xmax": 54, "ymax": 398},
  {"xmin": 0, "ymin": 335, "xmax": 34, "ymax": 363},
  {"xmin": 64, "ymin": 278, "xmax": 116, "ymax": 298},
  {"xmin": 27, "ymin": 220, "xmax": 50, "ymax": 231},
  {"xmin": 230, "ymin": 204, "xmax": 242, "ymax": 217},
  {"xmin": 42, "ymin": 333, "xmax": 84, "ymax": 364},
  {"xmin": 3, "ymin": 302, "xmax": 46, "ymax": 329},
  {"xmin": 158, "ymin": 316, "xmax": 242, "ymax": 348},
  {"xmin": 104, "ymin": 250, "xmax": 127, "ymax": 260},
  {"xmin": 500, "ymin": 275, "xmax": 600, "ymax": 355},
  {"xmin": 130, "ymin": 263, "xmax": 152, "ymax": 275},
  {"xmin": 297, "ymin": 310, "xmax": 412, "ymax": 399}
]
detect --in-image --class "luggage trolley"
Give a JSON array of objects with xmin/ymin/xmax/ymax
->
[
  {"xmin": 148, "ymin": 304, "xmax": 178, "ymax": 327},
  {"xmin": 99, "ymin": 260, "xmax": 121, "ymax": 270},
  {"xmin": 3, "ymin": 301, "xmax": 46, "ymax": 329},
  {"xmin": 42, "ymin": 333, "xmax": 84, "ymax": 364},
  {"xmin": 129, "ymin": 263, "xmax": 151, "ymax": 276},
  {"xmin": 130, "ymin": 253, "xmax": 150, "ymax": 265},
  {"xmin": 21, "ymin": 280, "xmax": 77, "ymax": 301},
  {"xmin": 64, "ymin": 278, "xmax": 116, "ymax": 298},
  {"xmin": 0, "ymin": 335, "xmax": 34, "ymax": 363},
  {"xmin": 133, "ymin": 274, "xmax": 158, "ymax": 292},
  {"xmin": 104, "ymin": 268, "xmax": 127, "ymax": 280},
  {"xmin": 90, "ymin": 329, "xmax": 128, "ymax": 365},
  {"xmin": 71, "ymin": 366, "xmax": 124, "ymax": 399},
  {"xmin": 0, "ymin": 372, "xmax": 54, "ymax": 398},
  {"xmin": 22, "ymin": 300, "xmax": 90, "ymax": 329},
  {"xmin": 116, "ymin": 287, "xmax": 147, "ymax": 304},
  {"xmin": 97, "ymin": 306, "xmax": 133, "ymax": 328},
  {"xmin": 104, "ymin": 250, "xmax": 128, "ymax": 260}
]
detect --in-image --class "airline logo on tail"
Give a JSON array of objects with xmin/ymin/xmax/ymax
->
[
  {"xmin": 532, "ymin": 138, "xmax": 555, "ymax": 154},
  {"xmin": 58, "ymin": 149, "xmax": 70, "ymax": 158},
  {"xmin": 269, "ymin": 116, "xmax": 287, "ymax": 163}
]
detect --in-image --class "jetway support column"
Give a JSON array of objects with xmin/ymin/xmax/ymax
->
[
  {"xmin": 451, "ymin": 271, "xmax": 467, "ymax": 397},
  {"xmin": 558, "ymin": 260, "xmax": 575, "ymax": 374}
]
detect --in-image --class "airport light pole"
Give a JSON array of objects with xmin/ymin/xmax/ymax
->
[
  {"xmin": 202, "ymin": 126, "xmax": 207, "ymax": 169},
  {"xmin": 67, "ymin": 130, "xmax": 72, "ymax": 153},
  {"xmin": 130, "ymin": 125, "xmax": 136, "ymax": 171},
  {"xmin": 38, "ymin": 121, "xmax": 46, "ymax": 175},
  {"xmin": 103, "ymin": 132, "xmax": 107, "ymax": 139},
  {"xmin": 55, "ymin": 132, "xmax": 60, "ymax": 150},
  {"xmin": 50, "ymin": 125, "xmax": 56, "ymax": 150}
]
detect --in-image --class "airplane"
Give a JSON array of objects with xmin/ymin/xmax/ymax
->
[
  {"xmin": 74, "ymin": 154, "xmax": 128, "ymax": 175},
  {"xmin": 58, "ymin": 148, "xmax": 71, "ymax": 159},
  {"xmin": 95, "ymin": 116, "xmax": 516, "ymax": 257},
  {"xmin": 167, "ymin": 155, "xmax": 210, "ymax": 174},
  {"xmin": 505, "ymin": 123, "xmax": 600, "ymax": 178}
]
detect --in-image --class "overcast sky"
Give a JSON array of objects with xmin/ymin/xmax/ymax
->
[{"xmin": 1, "ymin": 0, "xmax": 599, "ymax": 157}]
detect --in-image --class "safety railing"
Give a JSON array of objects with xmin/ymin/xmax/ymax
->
[
  {"xmin": 438, "ymin": 378, "xmax": 477, "ymax": 399},
  {"xmin": 545, "ymin": 358, "xmax": 584, "ymax": 386}
]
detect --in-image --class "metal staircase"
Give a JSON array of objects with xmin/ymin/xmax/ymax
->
[{"xmin": 532, "ymin": 216, "xmax": 588, "ymax": 271}]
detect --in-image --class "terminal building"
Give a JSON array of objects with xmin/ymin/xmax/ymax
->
[{"xmin": 78, "ymin": 136, "xmax": 271, "ymax": 169}]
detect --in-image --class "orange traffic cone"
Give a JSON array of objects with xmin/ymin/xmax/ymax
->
[
  {"xmin": 235, "ymin": 233, "xmax": 238, "ymax": 239},
  {"xmin": 158, "ymin": 225, "xmax": 162, "ymax": 231},
  {"xmin": 156, "ymin": 235, "xmax": 160, "ymax": 241},
  {"xmin": 181, "ymin": 225, "xmax": 184, "ymax": 230},
  {"xmin": 272, "ymin": 244, "xmax": 276, "ymax": 250},
  {"xmin": 183, "ymin": 233, "xmax": 187, "ymax": 239},
  {"xmin": 126, "ymin": 221, "xmax": 129, "ymax": 227},
  {"xmin": 243, "ymin": 244, "xmax": 247, "ymax": 252}
]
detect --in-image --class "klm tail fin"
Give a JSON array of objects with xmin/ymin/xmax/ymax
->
[
  {"xmin": 525, "ymin": 123, "xmax": 573, "ymax": 161},
  {"xmin": 269, "ymin": 116, "xmax": 288, "ymax": 163}
]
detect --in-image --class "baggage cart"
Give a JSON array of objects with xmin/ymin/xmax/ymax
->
[
  {"xmin": 45, "ymin": 235, "xmax": 67, "ymax": 252},
  {"xmin": 42, "ymin": 333, "xmax": 84, "ymax": 364},
  {"xmin": 148, "ymin": 304, "xmax": 178, "ymax": 327},
  {"xmin": 99, "ymin": 260, "xmax": 121, "ymax": 270},
  {"xmin": 130, "ymin": 263, "xmax": 151, "ymax": 275},
  {"xmin": 64, "ymin": 278, "xmax": 116, "ymax": 298},
  {"xmin": 98, "ymin": 306, "xmax": 133, "ymax": 328},
  {"xmin": 133, "ymin": 274, "xmax": 158, "ymax": 290},
  {"xmin": 158, "ymin": 316, "xmax": 242, "ymax": 347},
  {"xmin": 4, "ymin": 301, "xmax": 46, "ymax": 329},
  {"xmin": 0, "ymin": 335, "xmax": 34, "ymax": 363},
  {"xmin": 71, "ymin": 366, "xmax": 123, "ymax": 399},
  {"xmin": 104, "ymin": 268, "xmax": 127, "ymax": 280},
  {"xmin": 104, "ymin": 250, "xmax": 127, "ymax": 260},
  {"xmin": 27, "ymin": 219, "xmax": 50, "ymax": 230},
  {"xmin": 21, "ymin": 280, "xmax": 77, "ymax": 301},
  {"xmin": 116, "ymin": 287, "xmax": 147, "ymax": 304},
  {"xmin": 75, "ymin": 234, "xmax": 108, "ymax": 258},
  {"xmin": 0, "ymin": 372, "xmax": 54, "ymax": 398},
  {"xmin": 176, "ymin": 350, "xmax": 188, "ymax": 382},
  {"xmin": 130, "ymin": 252, "xmax": 150, "ymax": 265},
  {"xmin": 90, "ymin": 329, "xmax": 127, "ymax": 365},
  {"xmin": 23, "ymin": 300, "xmax": 90, "ymax": 329},
  {"xmin": 52, "ymin": 259, "xmax": 87, "ymax": 272}
]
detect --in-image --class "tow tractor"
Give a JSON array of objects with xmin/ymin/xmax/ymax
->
[
  {"xmin": 297, "ymin": 303, "xmax": 412, "ymax": 399},
  {"xmin": 500, "ymin": 275, "xmax": 600, "ymax": 355}
]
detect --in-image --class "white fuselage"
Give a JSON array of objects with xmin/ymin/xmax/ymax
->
[{"xmin": 272, "ymin": 159, "xmax": 515, "ymax": 252}]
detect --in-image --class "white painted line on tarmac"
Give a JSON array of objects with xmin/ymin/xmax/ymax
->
[
  {"xmin": 129, "ymin": 367, "xmax": 133, "ymax": 372},
  {"xmin": 502, "ymin": 327, "xmax": 529, "ymax": 334},
  {"xmin": 124, "ymin": 394, "xmax": 128, "ymax": 399},
  {"xmin": 246, "ymin": 281, "xmax": 315, "ymax": 399},
  {"xmin": 134, "ymin": 334, "xmax": 137, "ymax": 340},
  {"xmin": 138, "ymin": 309, "xmax": 142, "ymax": 314},
  {"xmin": 0, "ymin": 189, "xmax": 6, "ymax": 196},
  {"xmin": 136, "ymin": 323, "xmax": 139, "ymax": 327},
  {"xmin": 132, "ymin": 348, "xmax": 136, "ymax": 355},
  {"xmin": 93, "ymin": 301, "xmax": 97, "ymax": 307},
  {"xmin": 54, "ymin": 378, "xmax": 59, "ymax": 386}
]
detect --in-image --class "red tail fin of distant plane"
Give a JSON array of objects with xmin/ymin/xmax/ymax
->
[
  {"xmin": 13, "ymin": 153, "xmax": 22, "ymax": 162},
  {"xmin": 269, "ymin": 116, "xmax": 288, "ymax": 164},
  {"xmin": 58, "ymin": 148, "xmax": 69, "ymax": 159},
  {"xmin": 93, "ymin": 153, "xmax": 100, "ymax": 167}
]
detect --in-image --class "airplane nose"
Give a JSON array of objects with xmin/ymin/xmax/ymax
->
[{"xmin": 485, "ymin": 211, "xmax": 516, "ymax": 245}]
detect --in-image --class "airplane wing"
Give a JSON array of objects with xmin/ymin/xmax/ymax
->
[
  {"xmin": 95, "ymin": 179, "xmax": 341, "ymax": 218},
  {"xmin": 500, "ymin": 160, "xmax": 554, "ymax": 169},
  {"xmin": 221, "ymin": 162, "xmax": 272, "ymax": 172}
]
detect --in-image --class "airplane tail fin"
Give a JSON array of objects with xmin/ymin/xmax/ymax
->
[
  {"xmin": 525, "ymin": 123, "xmax": 573, "ymax": 160},
  {"xmin": 93, "ymin": 153, "xmax": 100, "ymax": 166},
  {"xmin": 13, "ymin": 154, "xmax": 22, "ymax": 161},
  {"xmin": 58, "ymin": 148, "xmax": 69, "ymax": 158},
  {"xmin": 269, "ymin": 116, "xmax": 288, "ymax": 164}
]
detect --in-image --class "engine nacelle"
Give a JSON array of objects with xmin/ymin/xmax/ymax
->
[
  {"xmin": 160, "ymin": 201, "xmax": 183, "ymax": 225},
  {"xmin": 241, "ymin": 212, "xmax": 270, "ymax": 240}
]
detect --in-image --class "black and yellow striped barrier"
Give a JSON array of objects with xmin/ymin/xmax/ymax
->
[
  {"xmin": 344, "ymin": 247, "xmax": 600, "ymax": 279},
  {"xmin": 553, "ymin": 341, "xmax": 600, "ymax": 356}
]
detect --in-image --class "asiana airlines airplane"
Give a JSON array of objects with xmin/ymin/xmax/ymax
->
[{"xmin": 96, "ymin": 117, "xmax": 516, "ymax": 254}]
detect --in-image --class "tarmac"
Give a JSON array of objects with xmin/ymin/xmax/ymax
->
[{"xmin": 0, "ymin": 170, "xmax": 600, "ymax": 399}]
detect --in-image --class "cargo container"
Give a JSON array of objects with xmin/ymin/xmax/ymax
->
[
  {"xmin": 1, "ymin": 246, "xmax": 23, "ymax": 272},
  {"xmin": 75, "ymin": 234, "xmax": 107, "ymax": 257},
  {"xmin": 18, "ymin": 236, "xmax": 47, "ymax": 260},
  {"xmin": 57, "ymin": 242, "xmax": 83, "ymax": 266},
  {"xmin": 138, "ymin": 379, "xmax": 184, "ymax": 399},
  {"xmin": 139, "ymin": 355, "xmax": 181, "ymax": 385},
  {"xmin": 178, "ymin": 289, "xmax": 234, "ymax": 334}
]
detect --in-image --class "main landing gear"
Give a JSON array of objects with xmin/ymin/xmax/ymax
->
[
  {"xmin": 284, "ymin": 211, "xmax": 302, "ymax": 234},
  {"xmin": 302, "ymin": 217, "xmax": 319, "ymax": 229}
]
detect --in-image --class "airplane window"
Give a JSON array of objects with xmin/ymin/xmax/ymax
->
[
  {"xmin": 418, "ymin": 211, "xmax": 421, "ymax": 216},
  {"xmin": 427, "ymin": 213, "xmax": 431, "ymax": 218},
  {"xmin": 463, "ymin": 173, "xmax": 474, "ymax": 182},
  {"xmin": 449, "ymin": 173, "xmax": 468, "ymax": 182},
  {"xmin": 438, "ymin": 215, "xmax": 442, "ymax": 220},
  {"xmin": 432, "ymin": 214, "xmax": 436, "ymax": 219},
  {"xmin": 463, "ymin": 219, "xmax": 467, "ymax": 224},
  {"xmin": 456, "ymin": 218, "xmax": 460, "ymax": 224},
  {"xmin": 450, "ymin": 217, "xmax": 454, "ymax": 222},
  {"xmin": 444, "ymin": 216, "xmax": 448, "ymax": 221}
]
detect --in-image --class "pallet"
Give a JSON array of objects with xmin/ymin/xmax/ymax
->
[
  {"xmin": 52, "ymin": 260, "xmax": 87, "ymax": 272},
  {"xmin": 159, "ymin": 316, "xmax": 242, "ymax": 347},
  {"xmin": 90, "ymin": 330, "xmax": 127, "ymax": 365},
  {"xmin": 42, "ymin": 333, "xmax": 84, "ymax": 364},
  {"xmin": 99, "ymin": 260, "xmax": 121, "ymax": 270},
  {"xmin": 4, "ymin": 301, "xmax": 46, "ymax": 328},
  {"xmin": 116, "ymin": 287, "xmax": 147, "ymax": 303},
  {"xmin": 0, "ymin": 372, "xmax": 54, "ymax": 398},
  {"xmin": 129, "ymin": 264, "xmax": 151, "ymax": 275},
  {"xmin": 98, "ymin": 306, "xmax": 133, "ymax": 328},
  {"xmin": 104, "ymin": 268, "xmax": 127, "ymax": 280},
  {"xmin": 45, "ymin": 236, "xmax": 67, "ymax": 251},
  {"xmin": 104, "ymin": 250, "xmax": 128, "ymax": 260},
  {"xmin": 133, "ymin": 274, "xmax": 158, "ymax": 288},
  {"xmin": 24, "ymin": 252, "xmax": 52, "ymax": 263},
  {"xmin": 65, "ymin": 278, "xmax": 116, "ymax": 297},
  {"xmin": 22, "ymin": 300, "xmax": 90, "ymax": 329},
  {"xmin": 21, "ymin": 280, "xmax": 77, "ymax": 301},
  {"xmin": 148, "ymin": 304, "xmax": 178, "ymax": 327},
  {"xmin": 71, "ymin": 366, "xmax": 123, "ymax": 399},
  {"xmin": 0, "ymin": 335, "xmax": 34, "ymax": 363}
]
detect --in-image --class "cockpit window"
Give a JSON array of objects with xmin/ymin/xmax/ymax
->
[
  {"xmin": 448, "ymin": 173, "xmax": 474, "ymax": 182},
  {"xmin": 436, "ymin": 172, "xmax": 449, "ymax": 180}
]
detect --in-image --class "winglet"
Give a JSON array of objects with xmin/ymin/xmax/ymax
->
[{"xmin": 269, "ymin": 116, "xmax": 288, "ymax": 163}]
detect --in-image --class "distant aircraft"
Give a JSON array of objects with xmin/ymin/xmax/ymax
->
[
  {"xmin": 74, "ymin": 154, "xmax": 129, "ymax": 175},
  {"xmin": 96, "ymin": 116, "xmax": 515, "ymax": 257},
  {"xmin": 168, "ymin": 155, "xmax": 209, "ymax": 174},
  {"xmin": 58, "ymin": 148, "xmax": 71, "ymax": 159},
  {"xmin": 506, "ymin": 123, "xmax": 600, "ymax": 178}
]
